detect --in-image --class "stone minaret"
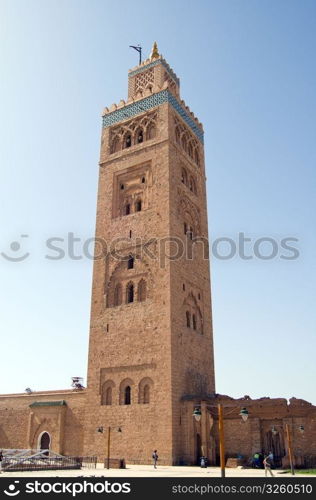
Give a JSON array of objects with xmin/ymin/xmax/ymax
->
[{"xmin": 84, "ymin": 43, "xmax": 215, "ymax": 464}]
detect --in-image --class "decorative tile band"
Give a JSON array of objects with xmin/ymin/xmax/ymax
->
[
  {"xmin": 128, "ymin": 59, "xmax": 180, "ymax": 86},
  {"xmin": 102, "ymin": 90, "xmax": 203, "ymax": 143}
]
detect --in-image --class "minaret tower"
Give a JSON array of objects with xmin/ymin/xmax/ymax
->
[{"xmin": 84, "ymin": 44, "xmax": 215, "ymax": 464}]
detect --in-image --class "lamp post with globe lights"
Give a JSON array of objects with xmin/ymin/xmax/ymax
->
[{"xmin": 193, "ymin": 403, "xmax": 249, "ymax": 478}]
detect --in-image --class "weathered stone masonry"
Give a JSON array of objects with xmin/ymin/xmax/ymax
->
[{"xmin": 1, "ymin": 45, "xmax": 315, "ymax": 466}]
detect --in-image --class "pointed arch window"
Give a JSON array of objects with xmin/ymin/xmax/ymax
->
[
  {"xmin": 175, "ymin": 127, "xmax": 180, "ymax": 144},
  {"xmin": 136, "ymin": 129, "xmax": 144, "ymax": 144},
  {"xmin": 124, "ymin": 134, "xmax": 132, "ymax": 148},
  {"xmin": 186, "ymin": 311, "xmax": 191, "ymax": 328},
  {"xmin": 126, "ymin": 282, "xmax": 134, "ymax": 303},
  {"xmin": 181, "ymin": 168, "xmax": 188, "ymax": 186},
  {"xmin": 135, "ymin": 199, "xmax": 142, "ymax": 212},
  {"xmin": 147, "ymin": 124, "xmax": 156, "ymax": 140},
  {"xmin": 192, "ymin": 314, "xmax": 197, "ymax": 330},
  {"xmin": 194, "ymin": 149, "xmax": 200, "ymax": 166},
  {"xmin": 125, "ymin": 203, "xmax": 131, "ymax": 216},
  {"xmin": 114, "ymin": 283, "xmax": 122, "ymax": 306},
  {"xmin": 143, "ymin": 384, "xmax": 150, "ymax": 404},
  {"xmin": 105, "ymin": 387, "xmax": 112, "ymax": 405},
  {"xmin": 124, "ymin": 386, "xmax": 131, "ymax": 405},
  {"xmin": 111, "ymin": 136, "xmax": 120, "ymax": 154},
  {"xmin": 127, "ymin": 256, "xmax": 134, "ymax": 270},
  {"xmin": 138, "ymin": 279, "xmax": 147, "ymax": 302}
]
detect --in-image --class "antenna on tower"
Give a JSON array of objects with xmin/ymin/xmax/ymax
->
[{"xmin": 129, "ymin": 44, "xmax": 142, "ymax": 65}]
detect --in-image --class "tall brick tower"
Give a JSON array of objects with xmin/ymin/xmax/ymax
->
[{"xmin": 84, "ymin": 43, "xmax": 215, "ymax": 465}]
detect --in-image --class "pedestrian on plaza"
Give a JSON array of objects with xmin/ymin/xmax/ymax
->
[
  {"xmin": 263, "ymin": 453, "xmax": 274, "ymax": 477},
  {"xmin": 0, "ymin": 450, "xmax": 3, "ymax": 473},
  {"xmin": 152, "ymin": 449, "xmax": 158, "ymax": 469}
]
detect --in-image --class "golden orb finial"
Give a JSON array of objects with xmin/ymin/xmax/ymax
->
[{"xmin": 150, "ymin": 41, "xmax": 159, "ymax": 60}]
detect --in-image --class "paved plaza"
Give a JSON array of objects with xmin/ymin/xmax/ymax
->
[{"xmin": 0, "ymin": 464, "xmax": 314, "ymax": 478}]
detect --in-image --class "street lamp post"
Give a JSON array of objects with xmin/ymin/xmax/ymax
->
[
  {"xmin": 193, "ymin": 403, "xmax": 249, "ymax": 478},
  {"xmin": 285, "ymin": 423, "xmax": 295, "ymax": 476},
  {"xmin": 97, "ymin": 426, "xmax": 122, "ymax": 469},
  {"xmin": 218, "ymin": 404, "xmax": 225, "ymax": 478}
]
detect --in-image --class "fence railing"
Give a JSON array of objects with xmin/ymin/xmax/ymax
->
[{"xmin": 2, "ymin": 455, "xmax": 97, "ymax": 472}]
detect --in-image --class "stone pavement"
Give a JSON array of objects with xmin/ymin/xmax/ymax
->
[{"xmin": 0, "ymin": 464, "xmax": 314, "ymax": 478}]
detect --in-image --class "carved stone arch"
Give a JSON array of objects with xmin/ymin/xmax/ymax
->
[
  {"xmin": 181, "ymin": 133, "xmax": 188, "ymax": 152},
  {"xmin": 105, "ymin": 252, "xmax": 154, "ymax": 307},
  {"xmin": 138, "ymin": 377, "xmax": 154, "ymax": 404},
  {"xmin": 181, "ymin": 166, "xmax": 188, "ymax": 186},
  {"xmin": 146, "ymin": 123, "xmax": 156, "ymax": 140},
  {"xmin": 178, "ymin": 193, "xmax": 201, "ymax": 235},
  {"xmin": 119, "ymin": 377, "xmax": 134, "ymax": 405},
  {"xmin": 110, "ymin": 135, "xmax": 121, "ymax": 154},
  {"xmin": 175, "ymin": 126, "xmax": 181, "ymax": 144},
  {"xmin": 101, "ymin": 380, "xmax": 115, "ymax": 405},
  {"xmin": 134, "ymin": 126, "xmax": 144, "ymax": 145},
  {"xmin": 187, "ymin": 140, "xmax": 194, "ymax": 158},
  {"xmin": 126, "ymin": 281, "xmax": 134, "ymax": 303},
  {"xmin": 123, "ymin": 130, "xmax": 133, "ymax": 148},
  {"xmin": 189, "ymin": 175, "xmax": 197, "ymax": 194},
  {"xmin": 183, "ymin": 292, "xmax": 203, "ymax": 333},
  {"xmin": 137, "ymin": 278, "xmax": 147, "ymax": 302}
]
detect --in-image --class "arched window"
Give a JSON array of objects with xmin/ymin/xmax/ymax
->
[
  {"xmin": 138, "ymin": 279, "xmax": 147, "ymax": 302},
  {"xmin": 143, "ymin": 384, "xmax": 150, "ymax": 404},
  {"xmin": 124, "ymin": 134, "xmax": 132, "ymax": 148},
  {"xmin": 181, "ymin": 168, "xmax": 188, "ymax": 185},
  {"xmin": 125, "ymin": 203, "xmax": 131, "ymax": 216},
  {"xmin": 136, "ymin": 129, "xmax": 144, "ymax": 144},
  {"xmin": 147, "ymin": 124, "xmax": 156, "ymax": 140},
  {"xmin": 114, "ymin": 283, "xmax": 122, "ymax": 306},
  {"xmin": 124, "ymin": 386, "xmax": 131, "ymax": 405},
  {"xmin": 126, "ymin": 282, "xmax": 134, "ymax": 303},
  {"xmin": 111, "ymin": 136, "xmax": 120, "ymax": 154},
  {"xmin": 188, "ymin": 142, "xmax": 193, "ymax": 158},
  {"xmin": 138, "ymin": 377, "xmax": 154, "ymax": 404},
  {"xmin": 186, "ymin": 311, "xmax": 191, "ymax": 328},
  {"xmin": 194, "ymin": 149, "xmax": 200, "ymax": 166},
  {"xmin": 135, "ymin": 199, "xmax": 142, "ymax": 212},
  {"xmin": 127, "ymin": 256, "xmax": 134, "ymax": 270},
  {"xmin": 175, "ymin": 127, "xmax": 180, "ymax": 144},
  {"xmin": 181, "ymin": 135, "xmax": 188, "ymax": 152},
  {"xmin": 101, "ymin": 381, "xmax": 115, "ymax": 406},
  {"xmin": 192, "ymin": 314, "xmax": 197, "ymax": 330},
  {"xmin": 184, "ymin": 222, "xmax": 187, "ymax": 235},
  {"xmin": 105, "ymin": 387, "xmax": 112, "ymax": 405}
]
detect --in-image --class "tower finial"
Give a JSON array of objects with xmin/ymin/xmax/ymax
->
[{"xmin": 150, "ymin": 41, "xmax": 159, "ymax": 60}]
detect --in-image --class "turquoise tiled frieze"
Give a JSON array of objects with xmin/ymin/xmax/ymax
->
[
  {"xmin": 102, "ymin": 90, "xmax": 203, "ymax": 143},
  {"xmin": 129, "ymin": 59, "xmax": 180, "ymax": 86}
]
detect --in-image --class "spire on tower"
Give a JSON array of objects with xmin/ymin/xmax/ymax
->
[{"xmin": 150, "ymin": 41, "xmax": 159, "ymax": 60}]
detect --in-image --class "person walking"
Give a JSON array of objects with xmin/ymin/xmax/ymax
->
[
  {"xmin": 152, "ymin": 449, "xmax": 158, "ymax": 469},
  {"xmin": 0, "ymin": 450, "xmax": 3, "ymax": 474},
  {"xmin": 263, "ymin": 453, "xmax": 274, "ymax": 477}
]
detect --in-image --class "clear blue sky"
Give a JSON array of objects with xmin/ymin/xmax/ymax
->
[{"xmin": 1, "ymin": 0, "xmax": 315, "ymax": 403}]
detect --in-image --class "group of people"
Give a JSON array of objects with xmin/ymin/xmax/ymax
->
[{"xmin": 152, "ymin": 449, "xmax": 275, "ymax": 476}]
